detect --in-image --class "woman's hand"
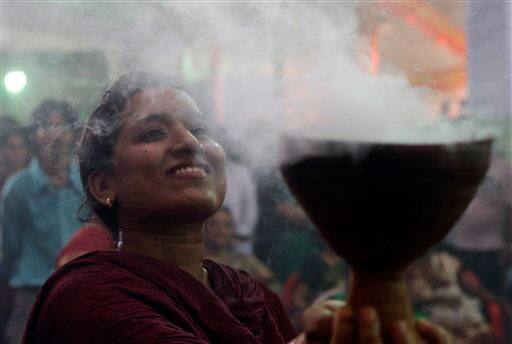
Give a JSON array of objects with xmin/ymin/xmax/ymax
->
[{"xmin": 290, "ymin": 300, "xmax": 451, "ymax": 344}]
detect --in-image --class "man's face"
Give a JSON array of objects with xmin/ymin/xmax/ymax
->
[{"xmin": 33, "ymin": 112, "xmax": 75, "ymax": 171}]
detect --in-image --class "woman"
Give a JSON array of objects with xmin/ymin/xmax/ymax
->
[
  {"xmin": 204, "ymin": 206, "xmax": 276, "ymax": 288},
  {"xmin": 0, "ymin": 119, "xmax": 31, "ymax": 190},
  {"xmin": 23, "ymin": 72, "xmax": 448, "ymax": 343}
]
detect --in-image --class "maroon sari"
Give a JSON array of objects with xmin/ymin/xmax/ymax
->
[{"xmin": 23, "ymin": 251, "xmax": 296, "ymax": 343}]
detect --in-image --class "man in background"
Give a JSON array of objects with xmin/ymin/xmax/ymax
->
[{"xmin": 1, "ymin": 100, "xmax": 84, "ymax": 343}]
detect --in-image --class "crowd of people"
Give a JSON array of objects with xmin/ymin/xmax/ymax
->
[{"xmin": 0, "ymin": 71, "xmax": 509, "ymax": 343}]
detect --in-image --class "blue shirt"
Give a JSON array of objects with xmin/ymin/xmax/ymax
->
[{"xmin": 1, "ymin": 158, "xmax": 85, "ymax": 287}]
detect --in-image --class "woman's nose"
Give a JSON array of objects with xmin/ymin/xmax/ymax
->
[{"xmin": 170, "ymin": 126, "xmax": 205, "ymax": 156}]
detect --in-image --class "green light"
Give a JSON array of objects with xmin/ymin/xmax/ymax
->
[{"xmin": 4, "ymin": 71, "xmax": 27, "ymax": 94}]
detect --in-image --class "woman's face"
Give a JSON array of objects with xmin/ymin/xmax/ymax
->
[
  {"xmin": 109, "ymin": 87, "xmax": 227, "ymax": 227},
  {"xmin": 4, "ymin": 134, "xmax": 30, "ymax": 171}
]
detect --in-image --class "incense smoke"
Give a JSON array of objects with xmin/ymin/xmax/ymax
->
[{"xmin": 3, "ymin": 2, "xmax": 500, "ymax": 170}]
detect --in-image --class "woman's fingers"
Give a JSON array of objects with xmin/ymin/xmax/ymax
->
[
  {"xmin": 330, "ymin": 305, "xmax": 355, "ymax": 344},
  {"xmin": 303, "ymin": 300, "xmax": 345, "ymax": 343},
  {"xmin": 356, "ymin": 307, "xmax": 382, "ymax": 344},
  {"xmin": 388, "ymin": 318, "xmax": 452, "ymax": 344},
  {"xmin": 302, "ymin": 302, "xmax": 451, "ymax": 344},
  {"xmin": 416, "ymin": 319, "xmax": 452, "ymax": 344},
  {"xmin": 370, "ymin": 318, "xmax": 451, "ymax": 344},
  {"xmin": 387, "ymin": 321, "xmax": 414, "ymax": 344}
]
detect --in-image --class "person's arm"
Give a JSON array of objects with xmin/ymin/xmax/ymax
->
[{"xmin": 1, "ymin": 184, "xmax": 28, "ymax": 281}]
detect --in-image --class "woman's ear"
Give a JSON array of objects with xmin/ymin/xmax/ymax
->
[{"xmin": 88, "ymin": 171, "xmax": 116, "ymax": 208}]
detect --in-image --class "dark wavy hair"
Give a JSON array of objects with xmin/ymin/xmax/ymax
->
[
  {"xmin": 78, "ymin": 72, "xmax": 182, "ymax": 240},
  {"xmin": 31, "ymin": 99, "xmax": 77, "ymax": 126}
]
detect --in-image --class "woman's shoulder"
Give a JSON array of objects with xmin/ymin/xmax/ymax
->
[
  {"xmin": 25, "ymin": 254, "xmax": 296, "ymax": 343},
  {"xmin": 51, "ymin": 250, "xmax": 196, "ymax": 289},
  {"xmin": 38, "ymin": 252, "xmax": 145, "ymax": 303},
  {"xmin": 54, "ymin": 250, "xmax": 138, "ymax": 275},
  {"xmin": 37, "ymin": 251, "xmax": 185, "ymax": 313},
  {"xmin": 25, "ymin": 252, "xmax": 216, "ymax": 343}
]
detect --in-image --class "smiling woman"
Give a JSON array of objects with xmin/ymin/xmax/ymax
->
[
  {"xmin": 22, "ymin": 72, "xmax": 297, "ymax": 343},
  {"xmin": 22, "ymin": 72, "xmax": 450, "ymax": 344},
  {"xmin": 91, "ymin": 86, "xmax": 226, "ymax": 238}
]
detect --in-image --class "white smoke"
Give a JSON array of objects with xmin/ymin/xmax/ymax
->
[{"xmin": 3, "ymin": 2, "xmax": 499, "ymax": 170}]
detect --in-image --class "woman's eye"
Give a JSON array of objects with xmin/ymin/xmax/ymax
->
[{"xmin": 140, "ymin": 128, "xmax": 166, "ymax": 142}]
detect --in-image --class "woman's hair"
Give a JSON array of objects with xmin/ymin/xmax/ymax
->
[{"xmin": 78, "ymin": 72, "xmax": 182, "ymax": 240}]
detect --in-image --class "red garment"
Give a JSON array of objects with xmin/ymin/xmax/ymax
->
[
  {"xmin": 24, "ymin": 251, "xmax": 296, "ymax": 343},
  {"xmin": 56, "ymin": 224, "xmax": 114, "ymax": 267}
]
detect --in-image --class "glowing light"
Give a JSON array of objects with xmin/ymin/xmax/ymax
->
[
  {"xmin": 4, "ymin": 71, "xmax": 27, "ymax": 94},
  {"xmin": 369, "ymin": 32, "xmax": 380, "ymax": 75}
]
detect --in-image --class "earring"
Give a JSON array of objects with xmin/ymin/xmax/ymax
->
[{"xmin": 106, "ymin": 196, "xmax": 113, "ymax": 208}]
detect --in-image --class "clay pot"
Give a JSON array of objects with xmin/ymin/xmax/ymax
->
[{"xmin": 280, "ymin": 134, "xmax": 492, "ymax": 342}]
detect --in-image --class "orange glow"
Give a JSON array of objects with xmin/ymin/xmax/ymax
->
[
  {"xmin": 407, "ymin": 65, "xmax": 466, "ymax": 91},
  {"xmin": 378, "ymin": 0, "xmax": 466, "ymax": 58},
  {"xmin": 369, "ymin": 31, "xmax": 380, "ymax": 75}
]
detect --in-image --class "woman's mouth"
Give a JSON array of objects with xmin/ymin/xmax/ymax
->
[{"xmin": 166, "ymin": 164, "xmax": 211, "ymax": 178}]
